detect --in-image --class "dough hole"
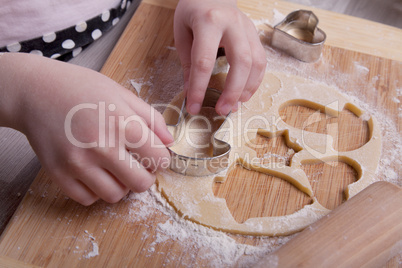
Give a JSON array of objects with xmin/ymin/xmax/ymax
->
[
  {"xmin": 301, "ymin": 160, "xmax": 358, "ymax": 210},
  {"xmin": 247, "ymin": 130, "xmax": 302, "ymax": 167},
  {"xmin": 279, "ymin": 102, "xmax": 370, "ymax": 152},
  {"xmin": 213, "ymin": 130, "xmax": 311, "ymax": 223},
  {"xmin": 213, "ymin": 164, "xmax": 312, "ymax": 223},
  {"xmin": 158, "ymin": 72, "xmax": 381, "ymax": 236}
]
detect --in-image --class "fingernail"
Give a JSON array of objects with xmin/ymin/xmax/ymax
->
[
  {"xmin": 188, "ymin": 103, "xmax": 201, "ymax": 115},
  {"xmin": 245, "ymin": 92, "xmax": 253, "ymax": 101},
  {"xmin": 231, "ymin": 102, "xmax": 241, "ymax": 112},
  {"xmin": 219, "ymin": 103, "xmax": 232, "ymax": 115}
]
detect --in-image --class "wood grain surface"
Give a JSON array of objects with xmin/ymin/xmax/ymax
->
[
  {"xmin": 257, "ymin": 181, "xmax": 402, "ymax": 268},
  {"xmin": 0, "ymin": 0, "xmax": 401, "ymax": 267}
]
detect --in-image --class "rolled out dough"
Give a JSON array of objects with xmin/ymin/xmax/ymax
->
[{"xmin": 157, "ymin": 70, "xmax": 381, "ymax": 236}]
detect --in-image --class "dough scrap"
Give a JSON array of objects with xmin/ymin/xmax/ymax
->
[{"xmin": 157, "ymin": 71, "xmax": 382, "ymax": 236}]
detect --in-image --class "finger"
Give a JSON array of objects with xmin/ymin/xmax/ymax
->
[
  {"xmin": 174, "ymin": 16, "xmax": 193, "ymax": 94},
  {"xmin": 216, "ymin": 26, "xmax": 252, "ymax": 115},
  {"xmin": 78, "ymin": 166, "xmax": 129, "ymax": 204},
  {"xmin": 186, "ymin": 25, "xmax": 222, "ymax": 114},
  {"xmin": 103, "ymin": 150, "xmax": 157, "ymax": 193},
  {"xmin": 55, "ymin": 175, "xmax": 99, "ymax": 206},
  {"xmin": 119, "ymin": 92, "xmax": 174, "ymax": 145},
  {"xmin": 232, "ymin": 101, "xmax": 242, "ymax": 113},
  {"xmin": 239, "ymin": 20, "xmax": 267, "ymax": 102},
  {"xmin": 122, "ymin": 113, "xmax": 171, "ymax": 172}
]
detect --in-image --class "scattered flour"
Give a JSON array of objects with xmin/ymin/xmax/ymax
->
[
  {"xmin": 353, "ymin": 61, "xmax": 370, "ymax": 74},
  {"xmin": 250, "ymin": 8, "xmax": 284, "ymax": 28},
  {"xmin": 125, "ymin": 185, "xmax": 293, "ymax": 267},
  {"xmin": 14, "ymin": 12, "xmax": 399, "ymax": 267},
  {"xmin": 128, "ymin": 58, "xmax": 183, "ymax": 110},
  {"xmin": 258, "ymin": 39, "xmax": 401, "ymax": 187},
  {"xmin": 392, "ymin": 96, "xmax": 400, "ymax": 104},
  {"xmin": 130, "ymin": 78, "xmax": 152, "ymax": 96},
  {"xmin": 118, "ymin": 26, "xmax": 401, "ymax": 266},
  {"xmin": 83, "ymin": 230, "xmax": 99, "ymax": 259},
  {"xmin": 271, "ymin": 8, "xmax": 286, "ymax": 25}
]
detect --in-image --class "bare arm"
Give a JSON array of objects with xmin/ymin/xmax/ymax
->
[{"xmin": 0, "ymin": 53, "xmax": 173, "ymax": 205}]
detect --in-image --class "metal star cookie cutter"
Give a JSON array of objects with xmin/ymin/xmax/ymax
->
[
  {"xmin": 166, "ymin": 88, "xmax": 231, "ymax": 176},
  {"xmin": 272, "ymin": 10, "xmax": 326, "ymax": 62}
]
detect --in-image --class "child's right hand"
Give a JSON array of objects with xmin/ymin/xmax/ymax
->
[{"xmin": 0, "ymin": 53, "xmax": 173, "ymax": 205}]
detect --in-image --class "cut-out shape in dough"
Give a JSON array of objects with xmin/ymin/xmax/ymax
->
[
  {"xmin": 213, "ymin": 163, "xmax": 312, "ymax": 223},
  {"xmin": 279, "ymin": 102, "xmax": 370, "ymax": 152},
  {"xmin": 157, "ymin": 70, "xmax": 381, "ymax": 236},
  {"xmin": 301, "ymin": 159, "xmax": 358, "ymax": 210},
  {"xmin": 247, "ymin": 129, "xmax": 302, "ymax": 167}
]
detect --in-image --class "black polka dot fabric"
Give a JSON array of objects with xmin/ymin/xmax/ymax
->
[{"xmin": 0, "ymin": 0, "xmax": 133, "ymax": 61}]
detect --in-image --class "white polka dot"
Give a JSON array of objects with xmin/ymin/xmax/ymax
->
[
  {"xmin": 62, "ymin": 39, "xmax": 75, "ymax": 49},
  {"xmin": 112, "ymin": 18, "xmax": 120, "ymax": 26},
  {"xmin": 91, "ymin": 29, "xmax": 102, "ymax": 40},
  {"xmin": 50, "ymin": 53, "xmax": 61, "ymax": 59},
  {"xmin": 42, "ymin": 32, "xmax": 56, "ymax": 43},
  {"xmin": 7, "ymin": 42, "xmax": 21, "ymax": 52},
  {"xmin": 72, "ymin": 47, "xmax": 82, "ymax": 57},
  {"xmin": 29, "ymin": 50, "xmax": 43, "ymax": 56},
  {"xmin": 101, "ymin": 10, "xmax": 110, "ymax": 22},
  {"xmin": 75, "ymin": 22, "xmax": 87, "ymax": 33},
  {"xmin": 121, "ymin": 0, "xmax": 127, "ymax": 9},
  {"xmin": 127, "ymin": 1, "xmax": 131, "ymax": 9}
]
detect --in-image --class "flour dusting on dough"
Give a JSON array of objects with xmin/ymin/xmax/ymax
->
[
  {"xmin": 120, "ymin": 28, "xmax": 401, "ymax": 265},
  {"xmin": 258, "ymin": 35, "xmax": 401, "ymax": 188},
  {"xmin": 125, "ymin": 185, "xmax": 293, "ymax": 267}
]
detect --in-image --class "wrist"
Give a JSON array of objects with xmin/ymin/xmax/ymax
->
[{"xmin": 0, "ymin": 53, "xmax": 33, "ymax": 131}]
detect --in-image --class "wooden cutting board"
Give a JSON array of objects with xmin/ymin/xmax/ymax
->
[{"xmin": 0, "ymin": 0, "xmax": 401, "ymax": 266}]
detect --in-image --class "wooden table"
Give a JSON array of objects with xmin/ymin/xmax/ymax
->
[{"xmin": 0, "ymin": 0, "xmax": 401, "ymax": 266}]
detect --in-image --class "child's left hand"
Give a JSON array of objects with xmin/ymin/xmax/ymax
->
[{"xmin": 174, "ymin": 0, "xmax": 267, "ymax": 115}]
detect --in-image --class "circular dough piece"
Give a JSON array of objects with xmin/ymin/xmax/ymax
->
[{"xmin": 157, "ymin": 72, "xmax": 381, "ymax": 236}]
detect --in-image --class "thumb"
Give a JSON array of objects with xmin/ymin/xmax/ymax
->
[{"xmin": 124, "ymin": 92, "xmax": 174, "ymax": 146}]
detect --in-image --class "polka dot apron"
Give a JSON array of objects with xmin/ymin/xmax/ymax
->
[{"xmin": 0, "ymin": 0, "xmax": 133, "ymax": 61}]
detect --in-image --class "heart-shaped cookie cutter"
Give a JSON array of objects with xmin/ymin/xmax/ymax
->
[
  {"xmin": 166, "ymin": 88, "xmax": 231, "ymax": 176},
  {"xmin": 272, "ymin": 10, "xmax": 326, "ymax": 62}
]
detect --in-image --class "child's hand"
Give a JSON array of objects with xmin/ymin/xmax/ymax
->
[
  {"xmin": 174, "ymin": 0, "xmax": 267, "ymax": 115},
  {"xmin": 0, "ymin": 53, "xmax": 173, "ymax": 205}
]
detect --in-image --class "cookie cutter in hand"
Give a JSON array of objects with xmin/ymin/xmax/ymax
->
[
  {"xmin": 271, "ymin": 10, "xmax": 326, "ymax": 62},
  {"xmin": 166, "ymin": 88, "xmax": 231, "ymax": 177}
]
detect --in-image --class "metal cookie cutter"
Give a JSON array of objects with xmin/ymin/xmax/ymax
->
[
  {"xmin": 271, "ymin": 10, "xmax": 326, "ymax": 62},
  {"xmin": 166, "ymin": 88, "xmax": 231, "ymax": 176}
]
